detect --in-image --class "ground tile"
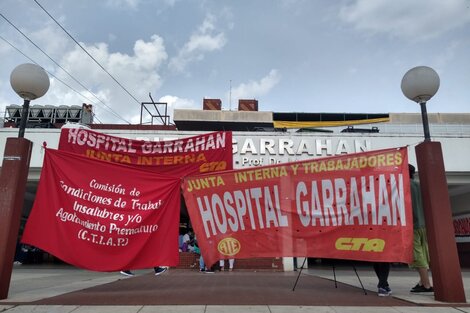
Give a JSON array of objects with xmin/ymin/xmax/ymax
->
[
  {"xmin": 205, "ymin": 305, "xmax": 270, "ymax": 313},
  {"xmin": 393, "ymin": 307, "xmax": 463, "ymax": 313},
  {"xmin": 270, "ymin": 306, "xmax": 336, "ymax": 313},
  {"xmin": 331, "ymin": 307, "xmax": 400, "ymax": 313},
  {"xmin": 0, "ymin": 305, "xmax": 14, "ymax": 311},
  {"xmin": 139, "ymin": 306, "xmax": 206, "ymax": 313},
  {"xmin": 73, "ymin": 305, "xmax": 143, "ymax": 313},
  {"xmin": 1, "ymin": 305, "xmax": 77, "ymax": 313}
]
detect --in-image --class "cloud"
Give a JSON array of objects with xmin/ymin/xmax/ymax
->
[
  {"xmin": 106, "ymin": 0, "xmax": 179, "ymax": 9},
  {"xmin": 29, "ymin": 24, "xmax": 72, "ymax": 61},
  {"xmin": 434, "ymin": 41, "xmax": 461, "ymax": 69},
  {"xmin": 169, "ymin": 14, "xmax": 227, "ymax": 72},
  {"xmin": 339, "ymin": 0, "xmax": 470, "ymax": 40},
  {"xmin": 45, "ymin": 35, "xmax": 168, "ymax": 124},
  {"xmin": 0, "ymin": 20, "xmax": 73, "ymax": 72},
  {"xmin": 230, "ymin": 69, "xmax": 281, "ymax": 101},
  {"xmin": 106, "ymin": 0, "xmax": 141, "ymax": 9},
  {"xmin": 0, "ymin": 7, "xmax": 190, "ymax": 126},
  {"xmin": 160, "ymin": 95, "xmax": 196, "ymax": 110}
]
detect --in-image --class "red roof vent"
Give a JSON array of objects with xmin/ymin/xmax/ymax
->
[
  {"xmin": 203, "ymin": 98, "xmax": 222, "ymax": 110},
  {"xmin": 238, "ymin": 99, "xmax": 258, "ymax": 111}
]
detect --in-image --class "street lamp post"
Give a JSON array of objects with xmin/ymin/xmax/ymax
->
[
  {"xmin": 401, "ymin": 66, "xmax": 440, "ymax": 141},
  {"xmin": 10, "ymin": 63, "xmax": 50, "ymax": 137},
  {"xmin": 0, "ymin": 63, "xmax": 49, "ymax": 299},
  {"xmin": 401, "ymin": 66, "xmax": 466, "ymax": 303}
]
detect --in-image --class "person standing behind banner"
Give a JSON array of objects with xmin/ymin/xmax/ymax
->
[
  {"xmin": 178, "ymin": 228, "xmax": 185, "ymax": 252},
  {"xmin": 199, "ymin": 255, "xmax": 214, "ymax": 273},
  {"xmin": 193, "ymin": 235, "xmax": 214, "ymax": 273},
  {"xmin": 219, "ymin": 259, "xmax": 235, "ymax": 271},
  {"xmin": 408, "ymin": 164, "xmax": 434, "ymax": 293},
  {"xmin": 182, "ymin": 228, "xmax": 195, "ymax": 252},
  {"xmin": 373, "ymin": 262, "xmax": 391, "ymax": 296}
]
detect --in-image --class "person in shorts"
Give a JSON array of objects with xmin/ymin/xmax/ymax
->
[{"xmin": 409, "ymin": 164, "xmax": 433, "ymax": 293}]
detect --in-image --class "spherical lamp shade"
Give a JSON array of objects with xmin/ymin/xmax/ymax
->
[
  {"xmin": 10, "ymin": 63, "xmax": 50, "ymax": 100},
  {"xmin": 401, "ymin": 66, "xmax": 440, "ymax": 103}
]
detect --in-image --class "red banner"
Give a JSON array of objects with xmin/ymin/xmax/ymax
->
[
  {"xmin": 21, "ymin": 148, "xmax": 181, "ymax": 271},
  {"xmin": 58, "ymin": 128, "xmax": 233, "ymax": 176},
  {"xmin": 183, "ymin": 147, "xmax": 413, "ymax": 267}
]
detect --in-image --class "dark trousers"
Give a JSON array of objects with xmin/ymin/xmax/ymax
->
[{"xmin": 373, "ymin": 262, "xmax": 390, "ymax": 288}]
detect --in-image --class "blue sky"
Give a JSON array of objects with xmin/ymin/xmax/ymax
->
[{"xmin": 1, "ymin": 0, "xmax": 470, "ymax": 124}]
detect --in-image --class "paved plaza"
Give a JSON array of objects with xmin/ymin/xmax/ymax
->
[{"xmin": 1, "ymin": 263, "xmax": 470, "ymax": 312}]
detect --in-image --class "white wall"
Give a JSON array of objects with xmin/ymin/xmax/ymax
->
[{"xmin": 1, "ymin": 128, "xmax": 470, "ymax": 180}]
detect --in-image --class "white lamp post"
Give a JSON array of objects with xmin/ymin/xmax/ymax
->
[
  {"xmin": 401, "ymin": 66, "xmax": 440, "ymax": 141},
  {"xmin": 401, "ymin": 66, "xmax": 466, "ymax": 303},
  {"xmin": 10, "ymin": 63, "xmax": 50, "ymax": 138},
  {"xmin": 0, "ymin": 63, "xmax": 49, "ymax": 299}
]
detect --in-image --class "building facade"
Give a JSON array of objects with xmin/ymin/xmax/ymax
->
[{"xmin": 1, "ymin": 110, "xmax": 470, "ymax": 269}]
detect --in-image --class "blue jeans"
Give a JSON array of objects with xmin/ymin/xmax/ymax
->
[{"xmin": 199, "ymin": 255, "xmax": 205, "ymax": 270}]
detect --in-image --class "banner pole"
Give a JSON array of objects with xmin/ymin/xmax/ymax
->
[
  {"xmin": 352, "ymin": 265, "xmax": 367, "ymax": 295},
  {"xmin": 292, "ymin": 257, "xmax": 308, "ymax": 291}
]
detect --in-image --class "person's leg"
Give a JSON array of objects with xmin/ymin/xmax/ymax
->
[
  {"xmin": 374, "ymin": 262, "xmax": 391, "ymax": 296},
  {"xmin": 417, "ymin": 267, "xmax": 432, "ymax": 288},
  {"xmin": 15, "ymin": 242, "xmax": 26, "ymax": 264},
  {"xmin": 219, "ymin": 259, "xmax": 225, "ymax": 270},
  {"xmin": 411, "ymin": 228, "xmax": 432, "ymax": 290},
  {"xmin": 419, "ymin": 229, "xmax": 432, "ymax": 288},
  {"xmin": 199, "ymin": 255, "xmax": 205, "ymax": 271},
  {"xmin": 373, "ymin": 262, "xmax": 390, "ymax": 288},
  {"xmin": 229, "ymin": 258, "xmax": 234, "ymax": 270}
]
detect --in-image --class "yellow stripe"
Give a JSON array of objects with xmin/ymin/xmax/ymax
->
[{"xmin": 273, "ymin": 117, "xmax": 390, "ymax": 129}]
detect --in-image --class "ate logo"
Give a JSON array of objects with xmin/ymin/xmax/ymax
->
[{"xmin": 217, "ymin": 237, "xmax": 241, "ymax": 256}]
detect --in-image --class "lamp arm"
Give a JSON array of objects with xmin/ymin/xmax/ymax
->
[
  {"xmin": 18, "ymin": 99, "xmax": 30, "ymax": 138},
  {"xmin": 420, "ymin": 101, "xmax": 431, "ymax": 142}
]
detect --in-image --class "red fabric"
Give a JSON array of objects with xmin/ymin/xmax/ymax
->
[
  {"xmin": 58, "ymin": 128, "xmax": 233, "ymax": 176},
  {"xmin": 183, "ymin": 147, "xmax": 413, "ymax": 267},
  {"xmin": 21, "ymin": 148, "xmax": 181, "ymax": 271}
]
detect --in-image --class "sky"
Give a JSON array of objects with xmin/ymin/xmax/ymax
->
[{"xmin": 1, "ymin": 0, "xmax": 470, "ymax": 125}]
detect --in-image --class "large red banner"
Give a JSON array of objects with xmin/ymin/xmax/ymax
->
[
  {"xmin": 58, "ymin": 128, "xmax": 233, "ymax": 176},
  {"xmin": 183, "ymin": 147, "xmax": 413, "ymax": 267},
  {"xmin": 21, "ymin": 148, "xmax": 181, "ymax": 272}
]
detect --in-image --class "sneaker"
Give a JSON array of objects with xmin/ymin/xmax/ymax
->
[
  {"xmin": 204, "ymin": 268, "xmax": 215, "ymax": 273},
  {"xmin": 378, "ymin": 287, "xmax": 391, "ymax": 297},
  {"xmin": 154, "ymin": 267, "xmax": 167, "ymax": 276},
  {"xmin": 199, "ymin": 268, "xmax": 205, "ymax": 272},
  {"xmin": 410, "ymin": 283, "xmax": 421, "ymax": 292},
  {"xmin": 120, "ymin": 270, "xmax": 135, "ymax": 277},
  {"xmin": 410, "ymin": 284, "xmax": 434, "ymax": 293}
]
